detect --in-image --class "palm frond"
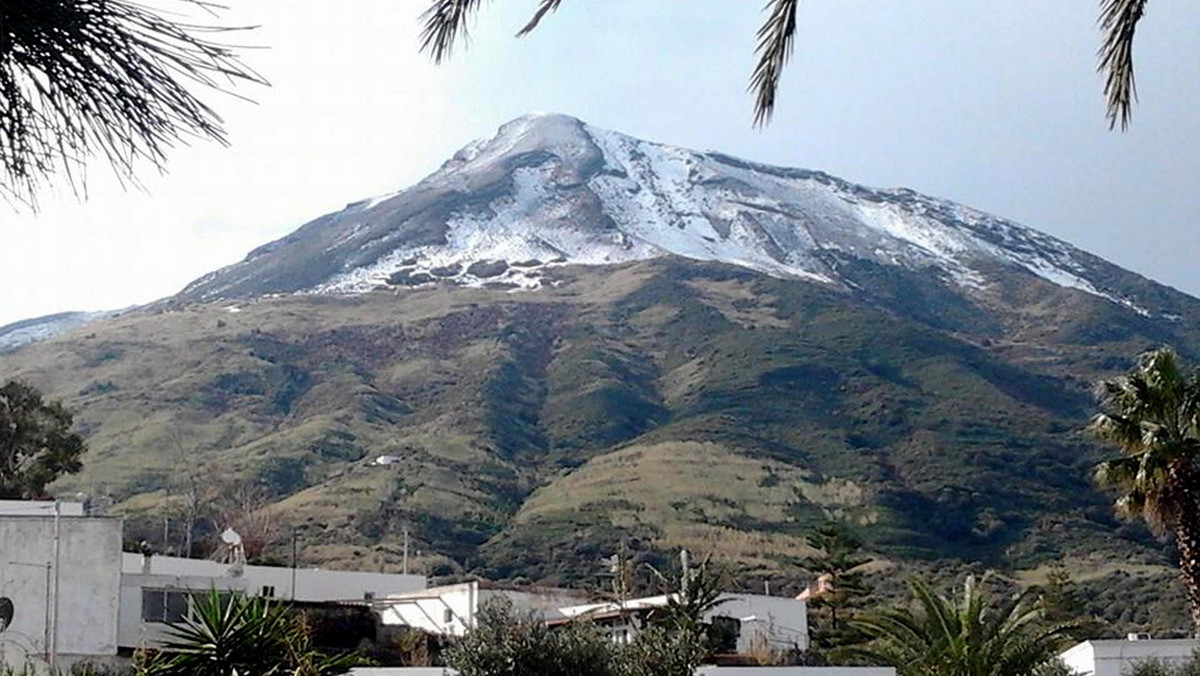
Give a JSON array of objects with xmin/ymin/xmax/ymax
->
[
  {"xmin": 516, "ymin": 0, "xmax": 568, "ymax": 37},
  {"xmin": 750, "ymin": 0, "xmax": 799, "ymax": 128},
  {"xmin": 843, "ymin": 576, "xmax": 1084, "ymax": 676},
  {"xmin": 419, "ymin": 0, "xmax": 487, "ymax": 63},
  {"xmin": 0, "ymin": 0, "xmax": 264, "ymax": 207},
  {"xmin": 1098, "ymin": 0, "xmax": 1148, "ymax": 130}
]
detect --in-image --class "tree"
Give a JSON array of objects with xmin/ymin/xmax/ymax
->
[
  {"xmin": 419, "ymin": 0, "xmax": 1152, "ymax": 129},
  {"xmin": 1036, "ymin": 564, "xmax": 1084, "ymax": 625},
  {"xmin": 841, "ymin": 577, "xmax": 1082, "ymax": 676},
  {"xmin": 626, "ymin": 554, "xmax": 729, "ymax": 676},
  {"xmin": 800, "ymin": 521, "xmax": 872, "ymax": 650},
  {"xmin": 445, "ymin": 597, "xmax": 623, "ymax": 676},
  {"xmin": 135, "ymin": 590, "xmax": 361, "ymax": 676},
  {"xmin": 0, "ymin": 1, "xmax": 264, "ymax": 206},
  {"xmin": 1091, "ymin": 346, "xmax": 1200, "ymax": 633},
  {"xmin": 0, "ymin": 379, "xmax": 85, "ymax": 498}
]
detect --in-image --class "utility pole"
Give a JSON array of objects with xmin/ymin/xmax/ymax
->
[
  {"xmin": 290, "ymin": 528, "xmax": 298, "ymax": 601},
  {"xmin": 50, "ymin": 500, "xmax": 61, "ymax": 671},
  {"xmin": 403, "ymin": 527, "xmax": 409, "ymax": 575},
  {"xmin": 680, "ymin": 548, "xmax": 690, "ymax": 596}
]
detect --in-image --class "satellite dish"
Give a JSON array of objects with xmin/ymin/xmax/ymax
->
[
  {"xmin": 0, "ymin": 597, "xmax": 13, "ymax": 633},
  {"xmin": 221, "ymin": 528, "xmax": 242, "ymax": 546}
]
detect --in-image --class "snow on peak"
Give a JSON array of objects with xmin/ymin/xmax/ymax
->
[{"xmin": 187, "ymin": 114, "xmax": 1160, "ymax": 317}]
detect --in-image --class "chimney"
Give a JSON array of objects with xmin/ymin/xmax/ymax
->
[{"xmin": 138, "ymin": 540, "xmax": 155, "ymax": 573}]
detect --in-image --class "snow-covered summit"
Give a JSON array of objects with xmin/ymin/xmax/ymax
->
[{"xmin": 177, "ymin": 114, "xmax": 1163, "ymax": 316}]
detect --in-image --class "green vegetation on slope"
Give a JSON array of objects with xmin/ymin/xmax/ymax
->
[{"xmin": 2, "ymin": 258, "xmax": 1197, "ymax": 633}]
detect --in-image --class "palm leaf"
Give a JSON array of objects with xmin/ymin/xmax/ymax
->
[
  {"xmin": 419, "ymin": 0, "xmax": 487, "ymax": 63},
  {"xmin": 1099, "ymin": 0, "xmax": 1142, "ymax": 129},
  {"xmin": 750, "ymin": 0, "xmax": 799, "ymax": 127},
  {"xmin": 516, "ymin": 0, "xmax": 568, "ymax": 37}
]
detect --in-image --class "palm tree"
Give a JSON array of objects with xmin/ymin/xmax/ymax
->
[
  {"xmin": 1091, "ymin": 346, "xmax": 1200, "ymax": 633},
  {"xmin": 840, "ymin": 577, "xmax": 1081, "ymax": 676},
  {"xmin": 419, "ymin": 0, "xmax": 1151, "ymax": 129},
  {"xmin": 0, "ymin": 1, "xmax": 264, "ymax": 206}
]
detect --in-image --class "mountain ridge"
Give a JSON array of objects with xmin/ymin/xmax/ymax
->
[
  {"xmin": 173, "ymin": 113, "xmax": 1181, "ymax": 324},
  {"xmin": 0, "ymin": 113, "xmax": 1196, "ymax": 634}
]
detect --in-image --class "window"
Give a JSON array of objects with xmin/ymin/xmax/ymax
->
[
  {"xmin": 708, "ymin": 616, "xmax": 741, "ymax": 654},
  {"xmin": 141, "ymin": 589, "xmax": 165, "ymax": 622},
  {"xmin": 141, "ymin": 589, "xmax": 193, "ymax": 624},
  {"xmin": 260, "ymin": 585, "xmax": 276, "ymax": 598},
  {"xmin": 165, "ymin": 591, "xmax": 189, "ymax": 623},
  {"xmin": 444, "ymin": 608, "xmax": 454, "ymax": 624}
]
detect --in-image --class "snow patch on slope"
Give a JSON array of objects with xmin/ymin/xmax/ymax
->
[{"xmin": 264, "ymin": 114, "xmax": 1155, "ymax": 316}]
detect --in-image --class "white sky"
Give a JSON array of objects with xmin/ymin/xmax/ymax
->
[{"xmin": 2, "ymin": 0, "xmax": 1199, "ymax": 327}]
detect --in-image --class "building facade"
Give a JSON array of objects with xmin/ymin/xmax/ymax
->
[
  {"xmin": 1060, "ymin": 638, "xmax": 1199, "ymax": 676},
  {"xmin": 0, "ymin": 505, "xmax": 122, "ymax": 669},
  {"xmin": 119, "ymin": 553, "xmax": 425, "ymax": 648},
  {"xmin": 0, "ymin": 500, "xmax": 427, "ymax": 670},
  {"xmin": 380, "ymin": 584, "xmax": 809, "ymax": 655}
]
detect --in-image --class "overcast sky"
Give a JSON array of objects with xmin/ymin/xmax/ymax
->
[{"xmin": 2, "ymin": 0, "xmax": 1198, "ymax": 327}]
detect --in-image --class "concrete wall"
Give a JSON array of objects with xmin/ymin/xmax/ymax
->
[
  {"xmin": 122, "ymin": 553, "xmax": 425, "ymax": 601},
  {"xmin": 118, "ymin": 571, "xmax": 250, "ymax": 649},
  {"xmin": 0, "ymin": 502, "xmax": 84, "ymax": 517},
  {"xmin": 118, "ymin": 553, "xmax": 425, "ymax": 649},
  {"xmin": 706, "ymin": 594, "xmax": 809, "ymax": 654},
  {"xmin": 379, "ymin": 586, "xmax": 807, "ymax": 655},
  {"xmin": 0, "ymin": 516, "xmax": 122, "ymax": 662},
  {"xmin": 1061, "ymin": 640, "xmax": 1199, "ymax": 676},
  {"xmin": 380, "ymin": 582, "xmax": 478, "ymax": 637},
  {"xmin": 349, "ymin": 668, "xmax": 893, "ymax": 676},
  {"xmin": 697, "ymin": 669, "xmax": 895, "ymax": 676},
  {"xmin": 479, "ymin": 587, "xmax": 588, "ymax": 617}
]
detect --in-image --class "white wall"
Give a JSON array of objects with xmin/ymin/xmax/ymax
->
[
  {"xmin": 118, "ymin": 571, "xmax": 249, "ymax": 649},
  {"xmin": 380, "ymin": 582, "xmax": 478, "ymax": 637},
  {"xmin": 0, "ymin": 516, "xmax": 122, "ymax": 661},
  {"xmin": 121, "ymin": 553, "xmax": 424, "ymax": 601},
  {"xmin": 697, "ymin": 669, "xmax": 895, "ymax": 676},
  {"xmin": 706, "ymin": 594, "xmax": 809, "ymax": 654},
  {"xmin": 118, "ymin": 553, "xmax": 425, "ymax": 649},
  {"xmin": 380, "ymin": 586, "xmax": 807, "ymax": 655},
  {"xmin": 349, "ymin": 668, "xmax": 893, "ymax": 676},
  {"xmin": 380, "ymin": 583, "xmax": 591, "ymax": 637},
  {"xmin": 1061, "ymin": 640, "xmax": 1199, "ymax": 676},
  {"xmin": 0, "ymin": 502, "xmax": 84, "ymax": 517}
]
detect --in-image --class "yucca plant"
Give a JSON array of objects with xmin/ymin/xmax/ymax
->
[
  {"xmin": 1092, "ymin": 346, "xmax": 1200, "ymax": 634},
  {"xmin": 839, "ymin": 577, "xmax": 1083, "ymax": 676},
  {"xmin": 135, "ymin": 590, "xmax": 360, "ymax": 676}
]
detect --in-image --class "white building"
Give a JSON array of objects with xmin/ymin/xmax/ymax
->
[
  {"xmin": 556, "ymin": 593, "xmax": 809, "ymax": 654},
  {"xmin": 1060, "ymin": 638, "xmax": 1199, "ymax": 676},
  {"xmin": 0, "ymin": 500, "xmax": 427, "ymax": 670},
  {"xmin": 380, "ymin": 584, "xmax": 809, "ymax": 655},
  {"xmin": 379, "ymin": 581, "xmax": 588, "ymax": 637},
  {"xmin": 0, "ymin": 503, "xmax": 121, "ymax": 670},
  {"xmin": 119, "ymin": 552, "xmax": 425, "ymax": 648}
]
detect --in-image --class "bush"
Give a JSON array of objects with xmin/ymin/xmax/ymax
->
[
  {"xmin": 1129, "ymin": 654, "xmax": 1200, "ymax": 676},
  {"xmin": 445, "ymin": 598, "xmax": 623, "ymax": 676}
]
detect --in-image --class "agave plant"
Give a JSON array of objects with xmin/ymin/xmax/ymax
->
[
  {"xmin": 840, "ymin": 577, "xmax": 1082, "ymax": 676},
  {"xmin": 135, "ymin": 590, "xmax": 360, "ymax": 676}
]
